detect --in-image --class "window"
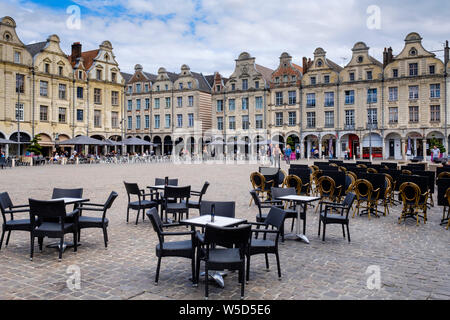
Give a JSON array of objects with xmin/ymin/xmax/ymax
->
[
  {"xmin": 177, "ymin": 114, "xmax": 183, "ymax": 128},
  {"xmin": 94, "ymin": 88, "xmax": 101, "ymax": 104},
  {"xmin": 145, "ymin": 98, "xmax": 150, "ymax": 109},
  {"xmin": 288, "ymin": 112, "xmax": 296, "ymax": 126},
  {"xmin": 310, "ymin": 76, "xmax": 316, "ymax": 85},
  {"xmin": 430, "ymin": 84, "xmax": 440, "ymax": 98},
  {"xmin": 58, "ymin": 107, "xmax": 66, "ymax": 123},
  {"xmin": 128, "ymin": 86, "xmax": 132, "ymax": 94},
  {"xmin": 345, "ymin": 110, "xmax": 355, "ymax": 128},
  {"xmin": 40, "ymin": 81, "xmax": 48, "ymax": 97},
  {"xmin": 242, "ymin": 115, "xmax": 249, "ymax": 130},
  {"xmin": 255, "ymin": 81, "xmax": 259, "ymax": 89},
  {"xmin": 188, "ymin": 113, "xmax": 194, "ymax": 127},
  {"xmin": 58, "ymin": 66, "xmax": 63, "ymax": 76},
  {"xmin": 255, "ymin": 96, "xmax": 263, "ymax": 110},
  {"xmin": 177, "ymin": 96, "xmax": 183, "ymax": 108},
  {"xmin": 40, "ymin": 106, "xmax": 48, "ymax": 121},
  {"xmin": 389, "ymin": 87, "xmax": 398, "ymax": 101},
  {"xmin": 165, "ymin": 97, "xmax": 171, "ymax": 108},
  {"xmin": 292, "ymin": 76, "xmax": 296, "ymax": 82},
  {"xmin": 112, "ymin": 112, "xmax": 119, "ymax": 128},
  {"xmin": 154, "ymin": 115, "xmax": 160, "ymax": 129},
  {"xmin": 306, "ymin": 112, "xmax": 316, "ymax": 128},
  {"xmin": 187, "ymin": 82, "xmax": 192, "ymax": 89},
  {"xmin": 179, "ymin": 83, "xmax": 183, "ymax": 90},
  {"xmin": 216, "ymin": 85, "xmax": 221, "ymax": 92},
  {"xmin": 408, "ymin": 86, "xmax": 419, "ymax": 100},
  {"xmin": 144, "ymin": 115, "xmax": 150, "ymax": 129},
  {"xmin": 255, "ymin": 114, "xmax": 263, "ymax": 129},
  {"xmin": 14, "ymin": 51, "xmax": 21, "ymax": 64},
  {"xmin": 366, "ymin": 71, "xmax": 373, "ymax": 80},
  {"xmin": 349, "ymin": 72, "xmax": 355, "ymax": 81},
  {"xmin": 78, "ymin": 71, "xmax": 83, "ymax": 79},
  {"xmin": 77, "ymin": 87, "xmax": 83, "ymax": 99},
  {"xmin": 156, "ymin": 85, "xmax": 160, "ymax": 91},
  {"xmin": 325, "ymin": 111, "xmax": 334, "ymax": 128},
  {"xmin": 145, "ymin": 84, "xmax": 149, "ymax": 92},
  {"xmin": 127, "ymin": 100, "xmax": 132, "ymax": 111},
  {"xmin": 306, "ymin": 93, "xmax": 316, "ymax": 107},
  {"xmin": 409, "ymin": 63, "xmax": 418, "ymax": 76},
  {"xmin": 111, "ymin": 72, "xmax": 117, "ymax": 83},
  {"xmin": 128, "ymin": 116, "xmax": 132, "ymax": 130},
  {"xmin": 242, "ymin": 97, "xmax": 248, "ymax": 110},
  {"xmin": 430, "ymin": 105, "xmax": 440, "ymax": 122},
  {"xmin": 367, "ymin": 88, "xmax": 377, "ymax": 104},
  {"xmin": 368, "ymin": 108, "xmax": 378, "ymax": 125},
  {"xmin": 188, "ymin": 96, "xmax": 194, "ymax": 107},
  {"xmin": 94, "ymin": 110, "xmax": 101, "ymax": 127},
  {"xmin": 283, "ymin": 75, "xmax": 288, "ymax": 83},
  {"xmin": 154, "ymin": 98, "xmax": 160, "ymax": 109},
  {"xmin": 217, "ymin": 100, "xmax": 223, "ymax": 112},
  {"xmin": 275, "ymin": 92, "xmax": 283, "ymax": 106},
  {"xmin": 231, "ymin": 83, "xmax": 236, "ymax": 91},
  {"xmin": 44, "ymin": 63, "xmax": 50, "ymax": 73},
  {"xmin": 324, "ymin": 92, "xmax": 334, "ymax": 107},
  {"xmin": 241, "ymin": 79, "xmax": 248, "ymax": 91},
  {"xmin": 275, "ymin": 112, "xmax": 283, "ymax": 126},
  {"xmin": 136, "ymin": 83, "xmax": 141, "ymax": 93},
  {"xmin": 275, "ymin": 77, "xmax": 280, "ymax": 84},
  {"xmin": 393, "ymin": 69, "xmax": 398, "ymax": 78},
  {"xmin": 324, "ymin": 75, "xmax": 330, "ymax": 84},
  {"xmin": 288, "ymin": 91, "xmax": 296, "ymax": 105},
  {"xmin": 389, "ymin": 107, "xmax": 398, "ymax": 124},
  {"xmin": 76, "ymin": 109, "xmax": 83, "ymax": 122},
  {"xmin": 165, "ymin": 114, "xmax": 171, "ymax": 128},
  {"xmin": 15, "ymin": 103, "xmax": 24, "ymax": 121},
  {"xmin": 16, "ymin": 74, "xmax": 24, "ymax": 93},
  {"xmin": 228, "ymin": 99, "xmax": 235, "ymax": 111},
  {"xmin": 136, "ymin": 99, "xmax": 141, "ymax": 110},
  {"xmin": 136, "ymin": 115, "xmax": 141, "ymax": 129},
  {"xmin": 165, "ymin": 84, "xmax": 168, "ymax": 91},
  {"xmin": 217, "ymin": 117, "xmax": 223, "ymax": 130},
  {"xmin": 59, "ymin": 84, "xmax": 67, "ymax": 100},
  {"xmin": 409, "ymin": 106, "xmax": 419, "ymax": 123},
  {"xmin": 96, "ymin": 69, "xmax": 102, "ymax": 80},
  {"xmin": 111, "ymin": 91, "xmax": 119, "ymax": 106},
  {"xmin": 229, "ymin": 116, "xmax": 236, "ymax": 130},
  {"xmin": 429, "ymin": 65, "xmax": 435, "ymax": 75},
  {"xmin": 345, "ymin": 90, "xmax": 354, "ymax": 105}
]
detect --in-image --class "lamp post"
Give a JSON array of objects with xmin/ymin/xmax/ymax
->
[
  {"xmin": 16, "ymin": 76, "xmax": 23, "ymax": 157},
  {"xmin": 367, "ymin": 86, "xmax": 373, "ymax": 161}
]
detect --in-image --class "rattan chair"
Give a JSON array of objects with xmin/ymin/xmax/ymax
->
[
  {"xmin": 398, "ymin": 182, "xmax": 423, "ymax": 226},
  {"xmin": 315, "ymin": 176, "xmax": 336, "ymax": 213},
  {"xmin": 282, "ymin": 175, "xmax": 303, "ymax": 195},
  {"xmin": 249, "ymin": 172, "xmax": 274, "ymax": 205},
  {"xmin": 367, "ymin": 168, "xmax": 378, "ymax": 174},
  {"xmin": 353, "ymin": 179, "xmax": 379, "ymax": 219}
]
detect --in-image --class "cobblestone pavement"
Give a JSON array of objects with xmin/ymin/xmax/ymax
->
[{"xmin": 0, "ymin": 161, "xmax": 449, "ymax": 300}]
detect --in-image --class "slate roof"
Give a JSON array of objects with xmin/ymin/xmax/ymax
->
[{"xmin": 25, "ymin": 41, "xmax": 47, "ymax": 57}]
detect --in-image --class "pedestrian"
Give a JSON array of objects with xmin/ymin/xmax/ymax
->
[
  {"xmin": 273, "ymin": 145, "xmax": 281, "ymax": 167},
  {"xmin": 295, "ymin": 145, "xmax": 301, "ymax": 160},
  {"xmin": 314, "ymin": 147, "xmax": 319, "ymax": 159},
  {"xmin": 432, "ymin": 145, "xmax": 440, "ymax": 163},
  {"xmin": 267, "ymin": 143, "xmax": 273, "ymax": 165},
  {"xmin": 284, "ymin": 145, "xmax": 292, "ymax": 164}
]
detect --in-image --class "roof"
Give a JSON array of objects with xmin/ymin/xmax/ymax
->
[
  {"xmin": 143, "ymin": 72, "xmax": 157, "ymax": 82},
  {"xmin": 68, "ymin": 49, "xmax": 99, "ymax": 69},
  {"xmin": 368, "ymin": 55, "xmax": 383, "ymax": 67},
  {"xmin": 25, "ymin": 41, "xmax": 47, "ymax": 57},
  {"xmin": 191, "ymin": 72, "xmax": 212, "ymax": 92},
  {"xmin": 121, "ymin": 72, "xmax": 133, "ymax": 83},
  {"xmin": 326, "ymin": 59, "xmax": 343, "ymax": 72},
  {"xmin": 204, "ymin": 74, "xmax": 215, "ymax": 88},
  {"xmin": 292, "ymin": 63, "xmax": 304, "ymax": 74},
  {"xmin": 255, "ymin": 64, "xmax": 274, "ymax": 83}
]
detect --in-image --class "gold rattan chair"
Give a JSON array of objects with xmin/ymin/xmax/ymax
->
[
  {"xmin": 345, "ymin": 173, "xmax": 356, "ymax": 194},
  {"xmin": 367, "ymin": 168, "xmax": 378, "ymax": 174},
  {"xmin": 249, "ymin": 172, "xmax": 274, "ymax": 206},
  {"xmin": 283, "ymin": 175, "xmax": 303, "ymax": 195},
  {"xmin": 381, "ymin": 176, "xmax": 392, "ymax": 216},
  {"xmin": 310, "ymin": 170, "xmax": 322, "ymax": 196},
  {"xmin": 338, "ymin": 166, "xmax": 347, "ymax": 173},
  {"xmin": 357, "ymin": 164, "xmax": 367, "ymax": 169},
  {"xmin": 315, "ymin": 176, "xmax": 336, "ymax": 213},
  {"xmin": 347, "ymin": 171, "xmax": 357, "ymax": 182},
  {"xmin": 437, "ymin": 172, "xmax": 450, "ymax": 180},
  {"xmin": 442, "ymin": 187, "xmax": 450, "ymax": 230},
  {"xmin": 398, "ymin": 182, "xmax": 426, "ymax": 226},
  {"xmin": 353, "ymin": 179, "xmax": 379, "ymax": 219},
  {"xmin": 384, "ymin": 173, "xmax": 396, "ymax": 207},
  {"xmin": 402, "ymin": 170, "xmax": 412, "ymax": 175},
  {"xmin": 329, "ymin": 163, "xmax": 338, "ymax": 167}
]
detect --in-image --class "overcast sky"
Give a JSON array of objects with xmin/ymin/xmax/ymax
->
[{"xmin": 2, "ymin": 0, "xmax": 449, "ymax": 76}]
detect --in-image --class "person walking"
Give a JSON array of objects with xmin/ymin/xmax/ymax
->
[
  {"xmin": 432, "ymin": 145, "xmax": 441, "ymax": 163},
  {"xmin": 268, "ymin": 143, "xmax": 273, "ymax": 165},
  {"xmin": 284, "ymin": 145, "xmax": 292, "ymax": 164},
  {"xmin": 273, "ymin": 145, "xmax": 281, "ymax": 167},
  {"xmin": 295, "ymin": 145, "xmax": 301, "ymax": 160}
]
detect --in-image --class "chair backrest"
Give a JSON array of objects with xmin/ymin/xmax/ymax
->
[
  {"xmin": 438, "ymin": 172, "xmax": 450, "ymax": 180},
  {"xmin": 146, "ymin": 207, "xmax": 164, "ymax": 244},
  {"xmin": 367, "ymin": 168, "xmax": 378, "ymax": 174},
  {"xmin": 164, "ymin": 185, "xmax": 191, "ymax": 200},
  {"xmin": 250, "ymin": 172, "xmax": 265, "ymax": 190},
  {"xmin": 270, "ymin": 187, "xmax": 296, "ymax": 200},
  {"xmin": 343, "ymin": 192, "xmax": 356, "ymax": 211},
  {"xmin": 104, "ymin": 191, "xmax": 118, "ymax": 210},
  {"xmin": 354, "ymin": 179, "xmax": 373, "ymax": 199},
  {"xmin": 200, "ymin": 201, "xmax": 235, "ymax": 218},
  {"xmin": 204, "ymin": 224, "xmax": 251, "ymax": 254},
  {"xmin": 155, "ymin": 178, "xmax": 178, "ymax": 186},
  {"xmin": 198, "ymin": 182, "xmax": 210, "ymax": 202},
  {"xmin": 249, "ymin": 190, "xmax": 263, "ymax": 217},
  {"xmin": 399, "ymin": 182, "xmax": 420, "ymax": 206},
  {"xmin": 345, "ymin": 174, "xmax": 355, "ymax": 192},
  {"xmin": 278, "ymin": 169, "xmax": 287, "ymax": 185},
  {"xmin": 52, "ymin": 188, "xmax": 83, "ymax": 199},
  {"xmin": 317, "ymin": 176, "xmax": 336, "ymax": 197},
  {"xmin": 264, "ymin": 206, "xmax": 286, "ymax": 232},
  {"xmin": 0, "ymin": 192, "xmax": 13, "ymax": 212},
  {"xmin": 29, "ymin": 199, "xmax": 67, "ymax": 226},
  {"xmin": 123, "ymin": 181, "xmax": 141, "ymax": 197},
  {"xmin": 283, "ymin": 175, "xmax": 303, "ymax": 195}
]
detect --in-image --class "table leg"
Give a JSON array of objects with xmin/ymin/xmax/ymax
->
[{"xmin": 295, "ymin": 202, "xmax": 310, "ymax": 244}]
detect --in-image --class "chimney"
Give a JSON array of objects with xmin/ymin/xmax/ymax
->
[
  {"xmin": 445, "ymin": 40, "xmax": 449, "ymax": 66},
  {"xmin": 383, "ymin": 48, "xmax": 388, "ymax": 68},
  {"xmin": 71, "ymin": 42, "xmax": 82, "ymax": 60},
  {"xmin": 302, "ymin": 57, "xmax": 308, "ymax": 73},
  {"xmin": 388, "ymin": 47, "xmax": 393, "ymax": 64}
]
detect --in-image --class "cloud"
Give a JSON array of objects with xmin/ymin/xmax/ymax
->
[{"xmin": 1, "ymin": 0, "xmax": 448, "ymax": 77}]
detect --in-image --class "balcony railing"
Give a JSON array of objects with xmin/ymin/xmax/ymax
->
[
  {"xmin": 367, "ymin": 123, "xmax": 378, "ymax": 130},
  {"xmin": 344, "ymin": 124, "xmax": 355, "ymax": 130}
]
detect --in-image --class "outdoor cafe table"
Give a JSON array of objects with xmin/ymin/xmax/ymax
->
[
  {"xmin": 275, "ymin": 195, "xmax": 321, "ymax": 244},
  {"xmin": 180, "ymin": 215, "xmax": 247, "ymax": 288},
  {"xmin": 46, "ymin": 197, "xmax": 90, "ymax": 251}
]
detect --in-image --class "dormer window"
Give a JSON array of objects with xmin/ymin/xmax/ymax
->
[
  {"xmin": 58, "ymin": 66, "xmax": 63, "ymax": 76},
  {"xmin": 78, "ymin": 71, "xmax": 83, "ymax": 79},
  {"xmin": 324, "ymin": 75, "xmax": 330, "ymax": 84},
  {"xmin": 357, "ymin": 56, "xmax": 364, "ymax": 63},
  {"xmin": 216, "ymin": 85, "xmax": 221, "ymax": 92},
  {"xmin": 4, "ymin": 32, "xmax": 11, "ymax": 41},
  {"xmin": 393, "ymin": 69, "xmax": 398, "ymax": 78},
  {"xmin": 111, "ymin": 72, "xmax": 116, "ymax": 83},
  {"xmin": 242, "ymin": 79, "xmax": 248, "ymax": 90},
  {"xmin": 96, "ymin": 69, "xmax": 102, "ymax": 80},
  {"xmin": 44, "ymin": 63, "xmax": 50, "ymax": 73},
  {"xmin": 179, "ymin": 83, "xmax": 183, "ymax": 90},
  {"xmin": 187, "ymin": 82, "xmax": 192, "ymax": 89},
  {"xmin": 366, "ymin": 71, "xmax": 373, "ymax": 80},
  {"xmin": 310, "ymin": 76, "xmax": 316, "ymax": 85},
  {"xmin": 283, "ymin": 75, "xmax": 288, "ymax": 82},
  {"xmin": 231, "ymin": 83, "xmax": 236, "ymax": 91},
  {"xmin": 255, "ymin": 81, "xmax": 259, "ymax": 89},
  {"xmin": 14, "ymin": 51, "xmax": 21, "ymax": 64},
  {"xmin": 165, "ymin": 84, "xmax": 168, "ymax": 91},
  {"xmin": 275, "ymin": 77, "xmax": 280, "ymax": 84},
  {"xmin": 349, "ymin": 72, "xmax": 355, "ymax": 81},
  {"xmin": 429, "ymin": 65, "xmax": 435, "ymax": 75},
  {"xmin": 156, "ymin": 85, "xmax": 160, "ymax": 91},
  {"xmin": 317, "ymin": 60, "xmax": 323, "ymax": 67}
]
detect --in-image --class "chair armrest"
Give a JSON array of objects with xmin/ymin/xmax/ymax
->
[
  {"xmin": 247, "ymin": 222, "xmax": 266, "ymax": 227},
  {"xmin": 251, "ymin": 229, "xmax": 279, "ymax": 234},
  {"xmin": 190, "ymin": 191, "xmax": 202, "ymax": 196},
  {"xmin": 4, "ymin": 208, "xmax": 30, "ymax": 214},
  {"xmin": 161, "ymin": 231, "xmax": 195, "ymax": 236},
  {"xmin": 321, "ymin": 201, "xmax": 343, "ymax": 207},
  {"xmin": 82, "ymin": 203, "xmax": 104, "ymax": 207},
  {"xmin": 12, "ymin": 204, "xmax": 30, "ymax": 209},
  {"xmin": 79, "ymin": 207, "xmax": 104, "ymax": 212},
  {"xmin": 66, "ymin": 209, "xmax": 80, "ymax": 217}
]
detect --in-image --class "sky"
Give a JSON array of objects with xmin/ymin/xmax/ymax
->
[{"xmin": 2, "ymin": 0, "xmax": 449, "ymax": 77}]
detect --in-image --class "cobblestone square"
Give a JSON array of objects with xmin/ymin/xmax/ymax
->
[{"xmin": 0, "ymin": 161, "xmax": 449, "ymax": 300}]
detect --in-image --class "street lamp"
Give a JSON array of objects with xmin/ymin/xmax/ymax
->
[
  {"xmin": 367, "ymin": 86, "xmax": 373, "ymax": 161},
  {"xmin": 16, "ymin": 76, "xmax": 23, "ymax": 157}
]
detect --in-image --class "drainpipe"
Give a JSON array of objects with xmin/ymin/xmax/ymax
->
[{"xmin": 31, "ymin": 68, "xmax": 35, "ymax": 139}]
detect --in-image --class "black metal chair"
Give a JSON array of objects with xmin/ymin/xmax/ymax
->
[
  {"xmin": 200, "ymin": 201, "xmax": 235, "ymax": 218},
  {"xmin": 162, "ymin": 185, "xmax": 191, "ymax": 223},
  {"xmin": 246, "ymin": 207, "xmax": 286, "ymax": 282},
  {"xmin": 52, "ymin": 188, "xmax": 83, "ymax": 212},
  {"xmin": 28, "ymin": 199, "xmax": 79, "ymax": 261},
  {"xmin": 0, "ymin": 192, "xmax": 31, "ymax": 250},
  {"xmin": 181, "ymin": 182, "xmax": 210, "ymax": 213},
  {"xmin": 196, "ymin": 224, "xmax": 252, "ymax": 300},
  {"xmin": 270, "ymin": 187, "xmax": 301, "ymax": 242},
  {"xmin": 146, "ymin": 208, "xmax": 196, "ymax": 285},
  {"xmin": 123, "ymin": 182, "xmax": 158, "ymax": 225},
  {"xmin": 318, "ymin": 193, "xmax": 356, "ymax": 242},
  {"xmin": 249, "ymin": 190, "xmax": 272, "ymax": 223},
  {"xmin": 78, "ymin": 191, "xmax": 118, "ymax": 248},
  {"xmin": 154, "ymin": 178, "xmax": 178, "ymax": 212}
]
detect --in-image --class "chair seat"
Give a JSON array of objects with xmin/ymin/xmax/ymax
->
[
  {"xmin": 166, "ymin": 203, "xmax": 188, "ymax": 211},
  {"xmin": 129, "ymin": 200, "xmax": 157, "ymax": 208},
  {"xmin": 156, "ymin": 240, "xmax": 193, "ymax": 257},
  {"xmin": 250, "ymin": 238, "xmax": 275, "ymax": 249},
  {"xmin": 321, "ymin": 213, "xmax": 348, "ymax": 223},
  {"xmin": 207, "ymin": 248, "xmax": 242, "ymax": 264},
  {"xmin": 255, "ymin": 213, "xmax": 268, "ymax": 222},
  {"xmin": 78, "ymin": 216, "xmax": 108, "ymax": 228},
  {"xmin": 5, "ymin": 219, "xmax": 31, "ymax": 229},
  {"xmin": 181, "ymin": 199, "xmax": 199, "ymax": 207},
  {"xmin": 35, "ymin": 222, "xmax": 74, "ymax": 232}
]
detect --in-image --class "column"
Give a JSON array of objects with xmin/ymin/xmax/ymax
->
[
  {"xmin": 401, "ymin": 139, "xmax": 406, "ymax": 161},
  {"xmin": 423, "ymin": 139, "xmax": 427, "ymax": 161},
  {"xmin": 318, "ymin": 140, "xmax": 322, "ymax": 159},
  {"xmin": 382, "ymin": 136, "xmax": 386, "ymax": 160}
]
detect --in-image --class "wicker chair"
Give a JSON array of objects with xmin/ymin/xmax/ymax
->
[
  {"xmin": 398, "ymin": 182, "xmax": 428, "ymax": 226},
  {"xmin": 282, "ymin": 175, "xmax": 303, "ymax": 195},
  {"xmin": 249, "ymin": 172, "xmax": 274, "ymax": 205},
  {"xmin": 353, "ymin": 179, "xmax": 380, "ymax": 219},
  {"xmin": 316, "ymin": 176, "xmax": 336, "ymax": 214}
]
